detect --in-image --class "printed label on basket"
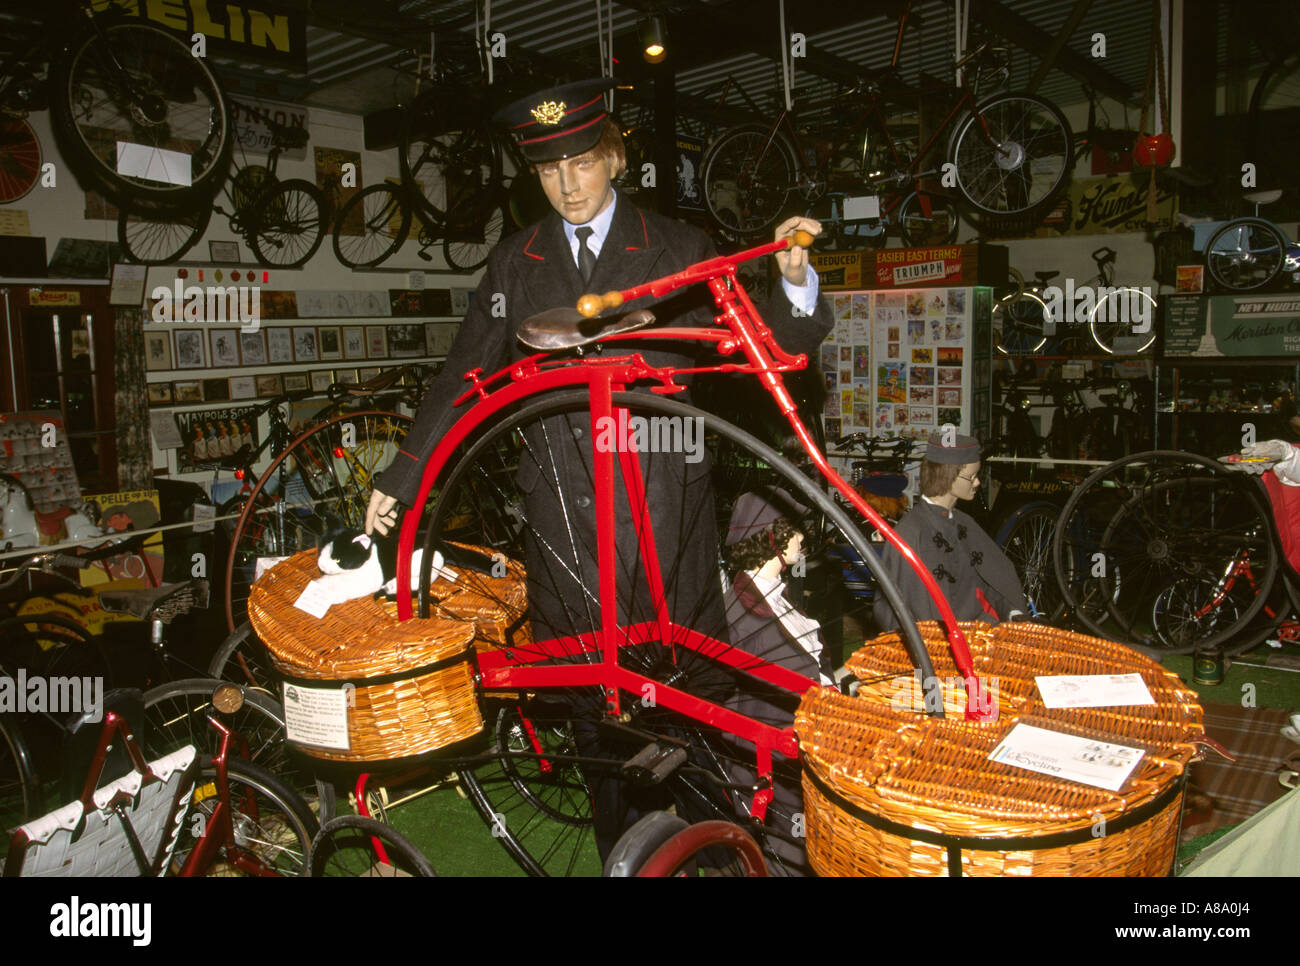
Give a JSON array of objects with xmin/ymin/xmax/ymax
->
[
  {"xmin": 281, "ymin": 683, "xmax": 350, "ymax": 750},
  {"xmin": 293, "ymin": 579, "xmax": 337, "ymax": 618},
  {"xmin": 988, "ymin": 723, "xmax": 1144, "ymax": 792},
  {"xmin": 1035, "ymin": 673, "xmax": 1155, "ymax": 709},
  {"xmin": 255, "ymin": 556, "xmax": 289, "ymax": 582}
]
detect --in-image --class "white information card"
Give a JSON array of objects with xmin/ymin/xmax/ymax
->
[
  {"xmin": 1036, "ymin": 673, "xmax": 1155, "ymax": 709},
  {"xmin": 988, "ymin": 723, "xmax": 1145, "ymax": 792}
]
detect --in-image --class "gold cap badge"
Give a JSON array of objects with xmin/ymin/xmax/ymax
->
[{"xmin": 530, "ymin": 100, "xmax": 567, "ymax": 125}]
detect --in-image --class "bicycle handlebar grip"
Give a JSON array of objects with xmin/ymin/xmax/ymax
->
[
  {"xmin": 577, "ymin": 291, "xmax": 624, "ymax": 319},
  {"xmin": 790, "ymin": 229, "xmax": 815, "ymax": 248},
  {"xmin": 52, "ymin": 553, "xmax": 91, "ymax": 569}
]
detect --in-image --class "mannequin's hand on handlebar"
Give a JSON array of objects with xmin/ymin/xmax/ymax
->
[
  {"xmin": 773, "ymin": 217, "xmax": 822, "ymax": 287},
  {"xmin": 365, "ymin": 489, "xmax": 400, "ymax": 536}
]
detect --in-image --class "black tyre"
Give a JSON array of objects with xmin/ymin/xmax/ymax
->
[
  {"xmin": 948, "ymin": 93, "xmax": 1072, "ymax": 218},
  {"xmin": 422, "ymin": 390, "xmax": 940, "ymax": 876},
  {"xmin": 117, "ymin": 201, "xmax": 211, "ymax": 265},
  {"xmin": 898, "ymin": 192, "xmax": 959, "ymax": 247},
  {"xmin": 0, "ymin": 714, "xmax": 38, "ymax": 835},
  {"xmin": 1088, "ymin": 286, "xmax": 1157, "ymax": 354},
  {"xmin": 995, "ymin": 501, "xmax": 1065, "ymax": 622},
  {"xmin": 701, "ymin": 124, "xmax": 798, "ymax": 237},
  {"xmin": 443, "ymin": 196, "xmax": 507, "ymax": 272},
  {"xmin": 173, "ymin": 756, "xmax": 317, "ymax": 876},
  {"xmin": 333, "ymin": 183, "xmax": 410, "ymax": 269},
  {"xmin": 400, "ymin": 117, "xmax": 501, "ymax": 225},
  {"xmin": 207, "ymin": 622, "xmax": 278, "ymax": 695},
  {"xmin": 52, "ymin": 21, "xmax": 232, "ymax": 205},
  {"xmin": 1204, "ymin": 218, "xmax": 1287, "ymax": 292},
  {"xmin": 309, "ymin": 814, "xmax": 436, "ymax": 877},
  {"xmin": 246, "ymin": 179, "xmax": 329, "ymax": 268},
  {"xmin": 992, "ymin": 288, "xmax": 1049, "ymax": 355}
]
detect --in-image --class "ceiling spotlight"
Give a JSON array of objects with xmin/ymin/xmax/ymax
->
[{"xmin": 640, "ymin": 16, "xmax": 667, "ymax": 63}]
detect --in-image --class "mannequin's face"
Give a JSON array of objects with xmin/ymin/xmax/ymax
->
[
  {"xmin": 536, "ymin": 151, "xmax": 617, "ymax": 225},
  {"xmin": 781, "ymin": 532, "xmax": 805, "ymax": 567},
  {"xmin": 952, "ymin": 461, "xmax": 981, "ymax": 502}
]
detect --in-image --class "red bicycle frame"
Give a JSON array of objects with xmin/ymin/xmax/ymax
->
[{"xmin": 394, "ymin": 236, "xmax": 993, "ymax": 817}]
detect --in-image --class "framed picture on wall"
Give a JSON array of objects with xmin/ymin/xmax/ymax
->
[
  {"xmin": 144, "ymin": 330, "xmax": 172, "ymax": 371},
  {"xmin": 209, "ymin": 328, "xmax": 241, "ymax": 368},
  {"xmin": 365, "ymin": 326, "xmax": 388, "ymax": 359},
  {"xmin": 239, "ymin": 330, "xmax": 268, "ymax": 366},
  {"xmin": 334, "ymin": 368, "xmax": 358, "ymax": 385},
  {"xmin": 358, "ymin": 366, "xmax": 381, "ymax": 381},
  {"xmin": 174, "ymin": 329, "xmax": 206, "ymax": 369},
  {"xmin": 282, "ymin": 372, "xmax": 309, "ymax": 392},
  {"xmin": 386, "ymin": 322, "xmax": 425, "ymax": 358},
  {"xmin": 203, "ymin": 378, "xmax": 231, "ymax": 402},
  {"xmin": 255, "ymin": 373, "xmax": 282, "ymax": 397},
  {"xmin": 293, "ymin": 326, "xmax": 319, "ymax": 363},
  {"xmin": 173, "ymin": 380, "xmax": 203, "ymax": 403},
  {"xmin": 310, "ymin": 369, "xmax": 333, "ymax": 393},
  {"xmin": 147, "ymin": 382, "xmax": 174, "ymax": 406},
  {"xmin": 317, "ymin": 325, "xmax": 342, "ymax": 360},
  {"xmin": 229, "ymin": 375, "xmax": 257, "ymax": 400},
  {"xmin": 343, "ymin": 326, "xmax": 366, "ymax": 360},
  {"xmin": 209, "ymin": 240, "xmax": 241, "ymax": 263},
  {"xmin": 266, "ymin": 328, "xmax": 293, "ymax": 364}
]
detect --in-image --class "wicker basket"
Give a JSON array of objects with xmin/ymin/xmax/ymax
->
[
  {"xmin": 795, "ymin": 622, "xmax": 1204, "ymax": 877},
  {"xmin": 247, "ymin": 550, "xmax": 485, "ymax": 763}
]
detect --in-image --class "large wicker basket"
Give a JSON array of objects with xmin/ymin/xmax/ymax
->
[
  {"xmin": 795, "ymin": 622, "xmax": 1204, "ymax": 877},
  {"xmin": 247, "ymin": 549, "xmax": 489, "ymax": 763}
]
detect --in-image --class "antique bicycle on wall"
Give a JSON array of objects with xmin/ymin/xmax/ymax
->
[
  {"xmin": 216, "ymin": 231, "xmax": 994, "ymax": 876},
  {"xmin": 700, "ymin": 1, "xmax": 1072, "ymax": 246}
]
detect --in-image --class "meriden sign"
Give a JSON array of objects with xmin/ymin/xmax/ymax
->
[{"xmin": 1163, "ymin": 294, "xmax": 1300, "ymax": 358}]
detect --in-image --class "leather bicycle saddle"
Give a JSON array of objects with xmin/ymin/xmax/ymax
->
[{"xmin": 517, "ymin": 307, "xmax": 656, "ymax": 351}]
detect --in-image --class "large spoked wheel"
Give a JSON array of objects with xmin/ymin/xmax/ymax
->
[
  {"xmin": 117, "ymin": 201, "xmax": 211, "ymax": 265},
  {"xmin": 992, "ymin": 285, "xmax": 1049, "ymax": 355},
  {"xmin": 223, "ymin": 410, "xmax": 412, "ymax": 633},
  {"xmin": 207, "ymin": 621, "xmax": 279, "ymax": 695},
  {"xmin": 636, "ymin": 820, "xmax": 768, "ymax": 876},
  {"xmin": 420, "ymin": 390, "xmax": 937, "ymax": 877},
  {"xmin": 702, "ymin": 125, "xmax": 798, "ymax": 237},
  {"xmin": 1088, "ymin": 286, "xmax": 1158, "ymax": 354},
  {"xmin": 246, "ymin": 179, "xmax": 330, "ymax": 268},
  {"xmin": 443, "ymin": 194, "xmax": 508, "ymax": 272},
  {"xmin": 0, "ymin": 119, "xmax": 42, "ymax": 203},
  {"xmin": 0, "ymin": 715, "xmax": 38, "ymax": 835},
  {"xmin": 52, "ymin": 21, "xmax": 232, "ymax": 205},
  {"xmin": 948, "ymin": 93, "xmax": 1071, "ymax": 218},
  {"xmin": 400, "ymin": 119, "xmax": 501, "ymax": 225},
  {"xmin": 1204, "ymin": 218, "xmax": 1288, "ymax": 292},
  {"xmin": 173, "ymin": 756, "xmax": 317, "ymax": 876},
  {"xmin": 995, "ymin": 501, "xmax": 1065, "ymax": 622},
  {"xmin": 309, "ymin": 814, "xmax": 436, "ymax": 877},
  {"xmin": 1052, "ymin": 452, "xmax": 1279, "ymax": 654},
  {"xmin": 898, "ymin": 192, "xmax": 960, "ymax": 247},
  {"xmin": 332, "ymin": 182, "xmax": 411, "ymax": 269}
]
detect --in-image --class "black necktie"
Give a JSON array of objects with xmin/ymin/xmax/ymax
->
[{"xmin": 575, "ymin": 226, "xmax": 596, "ymax": 284}]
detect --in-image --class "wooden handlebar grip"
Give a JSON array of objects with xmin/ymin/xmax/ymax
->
[
  {"xmin": 791, "ymin": 229, "xmax": 815, "ymax": 248},
  {"xmin": 577, "ymin": 291, "xmax": 623, "ymax": 318}
]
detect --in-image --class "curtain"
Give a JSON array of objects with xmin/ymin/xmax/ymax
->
[{"xmin": 114, "ymin": 307, "xmax": 151, "ymax": 489}]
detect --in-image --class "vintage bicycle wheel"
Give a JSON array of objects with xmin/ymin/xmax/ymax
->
[
  {"xmin": 0, "ymin": 714, "xmax": 38, "ymax": 834},
  {"xmin": 1052, "ymin": 452, "xmax": 1279, "ymax": 654},
  {"xmin": 948, "ymin": 93, "xmax": 1071, "ymax": 218},
  {"xmin": 246, "ymin": 179, "xmax": 329, "ymax": 268},
  {"xmin": 897, "ymin": 192, "xmax": 960, "ymax": 247},
  {"xmin": 995, "ymin": 501, "xmax": 1065, "ymax": 622},
  {"xmin": 1204, "ymin": 218, "xmax": 1287, "ymax": 292},
  {"xmin": 309, "ymin": 814, "xmax": 436, "ymax": 877},
  {"xmin": 332, "ymin": 183, "xmax": 411, "ymax": 269},
  {"xmin": 443, "ymin": 195, "xmax": 508, "ymax": 272},
  {"xmin": 701, "ymin": 124, "xmax": 798, "ymax": 237},
  {"xmin": 207, "ymin": 621, "xmax": 279, "ymax": 694},
  {"xmin": 992, "ymin": 287, "xmax": 1049, "ymax": 355},
  {"xmin": 223, "ymin": 410, "xmax": 412, "ymax": 633},
  {"xmin": 51, "ymin": 20, "xmax": 232, "ymax": 205},
  {"xmin": 173, "ymin": 756, "xmax": 317, "ymax": 876},
  {"xmin": 117, "ymin": 201, "xmax": 212, "ymax": 266},
  {"xmin": 423, "ymin": 390, "xmax": 939, "ymax": 876},
  {"xmin": 400, "ymin": 120, "xmax": 501, "ymax": 225},
  {"xmin": 0, "ymin": 613, "xmax": 115, "ymax": 689},
  {"xmin": 1088, "ymin": 286, "xmax": 1158, "ymax": 354},
  {"xmin": 0, "ymin": 119, "xmax": 41, "ymax": 203}
]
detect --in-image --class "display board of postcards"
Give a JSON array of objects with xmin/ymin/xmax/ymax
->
[{"xmin": 0, "ymin": 411, "xmax": 83, "ymax": 512}]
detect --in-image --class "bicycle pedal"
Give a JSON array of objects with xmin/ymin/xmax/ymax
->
[{"xmin": 621, "ymin": 742, "xmax": 688, "ymax": 785}]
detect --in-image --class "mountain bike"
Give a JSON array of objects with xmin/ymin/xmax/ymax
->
[
  {"xmin": 118, "ymin": 114, "xmax": 329, "ymax": 268},
  {"xmin": 0, "ymin": 0, "xmax": 232, "ymax": 206},
  {"xmin": 700, "ymin": 4, "xmax": 1070, "ymax": 240}
]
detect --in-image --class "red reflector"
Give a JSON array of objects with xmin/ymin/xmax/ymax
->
[
  {"xmin": 235, "ymin": 469, "xmax": 245, "ymax": 479},
  {"xmin": 333, "ymin": 447, "xmax": 345, "ymax": 458}
]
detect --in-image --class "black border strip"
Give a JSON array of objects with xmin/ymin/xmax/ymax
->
[{"xmin": 276, "ymin": 646, "xmax": 474, "ymax": 688}]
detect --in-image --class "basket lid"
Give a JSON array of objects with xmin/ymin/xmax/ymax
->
[{"xmin": 248, "ymin": 550, "xmax": 476, "ymax": 680}]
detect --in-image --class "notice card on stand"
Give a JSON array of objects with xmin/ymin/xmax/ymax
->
[
  {"xmin": 988, "ymin": 723, "xmax": 1145, "ymax": 792},
  {"xmin": 1035, "ymin": 673, "xmax": 1155, "ymax": 709}
]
